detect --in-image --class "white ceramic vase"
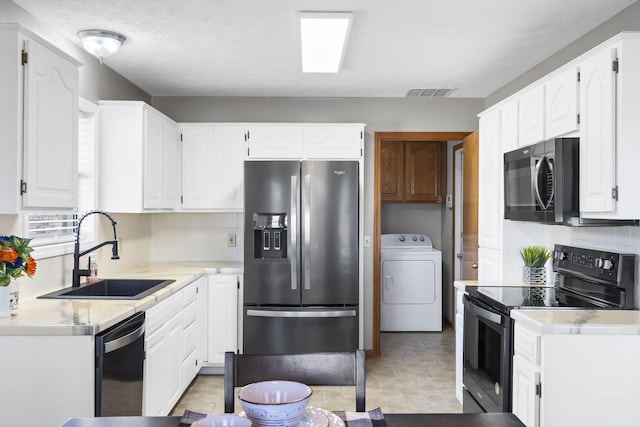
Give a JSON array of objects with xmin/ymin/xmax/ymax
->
[{"xmin": 0, "ymin": 277, "xmax": 19, "ymax": 317}]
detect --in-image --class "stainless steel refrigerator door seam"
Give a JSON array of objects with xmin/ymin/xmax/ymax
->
[
  {"xmin": 246, "ymin": 309, "xmax": 357, "ymax": 318},
  {"xmin": 303, "ymin": 173, "xmax": 312, "ymax": 290},
  {"xmin": 290, "ymin": 175, "xmax": 298, "ymax": 290}
]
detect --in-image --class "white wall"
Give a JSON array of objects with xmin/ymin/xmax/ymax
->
[{"xmin": 150, "ymin": 213, "xmax": 244, "ymax": 262}]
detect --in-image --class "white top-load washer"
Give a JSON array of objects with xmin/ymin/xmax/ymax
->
[{"xmin": 381, "ymin": 233, "xmax": 442, "ymax": 332}]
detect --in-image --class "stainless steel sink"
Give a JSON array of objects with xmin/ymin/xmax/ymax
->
[{"xmin": 38, "ymin": 279, "xmax": 175, "ymax": 300}]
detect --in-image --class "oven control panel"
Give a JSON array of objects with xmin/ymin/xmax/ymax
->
[{"xmin": 553, "ymin": 244, "xmax": 634, "ymax": 282}]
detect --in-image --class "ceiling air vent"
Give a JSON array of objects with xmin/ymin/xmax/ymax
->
[{"xmin": 405, "ymin": 88, "xmax": 456, "ymax": 98}]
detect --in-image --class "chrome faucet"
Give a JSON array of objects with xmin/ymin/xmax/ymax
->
[{"xmin": 72, "ymin": 210, "xmax": 120, "ymax": 287}]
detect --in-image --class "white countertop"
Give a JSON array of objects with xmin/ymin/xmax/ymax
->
[
  {"xmin": 0, "ymin": 261, "xmax": 242, "ymax": 336},
  {"xmin": 511, "ymin": 309, "xmax": 640, "ymax": 335}
]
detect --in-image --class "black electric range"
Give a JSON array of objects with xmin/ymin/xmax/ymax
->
[{"xmin": 462, "ymin": 244, "xmax": 636, "ymax": 414}]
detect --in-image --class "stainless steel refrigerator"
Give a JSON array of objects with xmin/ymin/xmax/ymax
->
[{"xmin": 243, "ymin": 160, "xmax": 359, "ymax": 354}]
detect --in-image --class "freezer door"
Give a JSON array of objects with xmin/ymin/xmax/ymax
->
[
  {"xmin": 301, "ymin": 161, "xmax": 359, "ymax": 305},
  {"xmin": 244, "ymin": 161, "xmax": 301, "ymax": 305},
  {"xmin": 243, "ymin": 307, "xmax": 359, "ymax": 354}
]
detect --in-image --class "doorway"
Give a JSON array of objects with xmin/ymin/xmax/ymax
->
[
  {"xmin": 451, "ymin": 131, "xmax": 479, "ymax": 326},
  {"xmin": 372, "ymin": 131, "xmax": 470, "ymax": 357}
]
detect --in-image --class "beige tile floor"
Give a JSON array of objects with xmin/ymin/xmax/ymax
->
[{"xmin": 171, "ymin": 328, "xmax": 462, "ymax": 416}]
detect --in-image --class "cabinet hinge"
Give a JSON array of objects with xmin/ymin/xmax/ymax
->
[
  {"xmin": 180, "ymin": 195, "xmax": 184, "ymax": 204},
  {"xmin": 21, "ymin": 49, "xmax": 28, "ymax": 65},
  {"xmin": 613, "ymin": 59, "xmax": 619, "ymax": 73},
  {"xmin": 180, "ymin": 133, "xmax": 183, "ymax": 142},
  {"xmin": 577, "ymin": 113, "xmax": 580, "ymax": 124},
  {"xmin": 247, "ymin": 148, "xmax": 250, "ymax": 157},
  {"xmin": 577, "ymin": 71, "xmax": 580, "ymax": 82},
  {"xmin": 536, "ymin": 382, "xmax": 542, "ymax": 398},
  {"xmin": 20, "ymin": 180, "xmax": 27, "ymax": 195},
  {"xmin": 361, "ymin": 148, "xmax": 363, "ymax": 156},
  {"xmin": 612, "ymin": 186, "xmax": 619, "ymax": 201},
  {"xmin": 360, "ymin": 131, "xmax": 363, "ymax": 139}
]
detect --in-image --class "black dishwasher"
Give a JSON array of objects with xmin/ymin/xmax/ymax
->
[{"xmin": 95, "ymin": 311, "xmax": 145, "ymax": 416}]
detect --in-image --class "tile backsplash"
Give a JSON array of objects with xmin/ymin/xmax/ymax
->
[{"xmin": 150, "ymin": 212, "xmax": 244, "ymax": 262}]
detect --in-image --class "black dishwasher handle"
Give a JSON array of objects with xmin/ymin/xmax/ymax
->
[{"xmin": 104, "ymin": 322, "xmax": 145, "ymax": 353}]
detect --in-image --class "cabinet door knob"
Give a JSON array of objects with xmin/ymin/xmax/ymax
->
[{"xmin": 472, "ymin": 263, "xmax": 478, "ymax": 269}]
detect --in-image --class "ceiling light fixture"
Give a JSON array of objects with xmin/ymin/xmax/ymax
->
[
  {"xmin": 78, "ymin": 29, "xmax": 126, "ymax": 64},
  {"xmin": 299, "ymin": 12, "xmax": 353, "ymax": 73}
]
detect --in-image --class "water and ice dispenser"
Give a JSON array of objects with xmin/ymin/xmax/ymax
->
[{"xmin": 253, "ymin": 213, "xmax": 287, "ymax": 259}]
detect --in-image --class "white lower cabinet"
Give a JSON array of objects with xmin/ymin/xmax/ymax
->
[
  {"xmin": 512, "ymin": 318, "xmax": 640, "ymax": 426},
  {"xmin": 207, "ymin": 274, "xmax": 239, "ymax": 364},
  {"xmin": 143, "ymin": 290, "xmax": 182, "ymax": 416},
  {"xmin": 143, "ymin": 278, "xmax": 205, "ymax": 416},
  {"xmin": 512, "ymin": 355, "xmax": 540, "ymax": 427}
]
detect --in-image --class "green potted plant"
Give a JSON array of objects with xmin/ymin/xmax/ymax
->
[{"xmin": 519, "ymin": 245, "xmax": 551, "ymax": 285}]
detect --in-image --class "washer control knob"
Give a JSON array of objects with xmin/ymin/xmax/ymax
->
[
  {"xmin": 603, "ymin": 259, "xmax": 614, "ymax": 270},
  {"xmin": 399, "ymin": 235, "xmax": 405, "ymax": 242},
  {"xmin": 594, "ymin": 258, "xmax": 604, "ymax": 268},
  {"xmin": 420, "ymin": 236, "xmax": 425, "ymax": 241},
  {"xmin": 412, "ymin": 236, "xmax": 418, "ymax": 241}
]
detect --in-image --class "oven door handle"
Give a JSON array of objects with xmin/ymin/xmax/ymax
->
[{"xmin": 463, "ymin": 295, "xmax": 503, "ymax": 324}]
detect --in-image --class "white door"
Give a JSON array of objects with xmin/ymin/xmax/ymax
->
[
  {"xmin": 181, "ymin": 126, "xmax": 215, "ymax": 209},
  {"xmin": 22, "ymin": 39, "xmax": 78, "ymax": 209},
  {"xmin": 382, "ymin": 259, "xmax": 436, "ymax": 304},
  {"xmin": 579, "ymin": 45, "xmax": 618, "ymax": 214},
  {"xmin": 144, "ymin": 109, "xmax": 164, "ymax": 209},
  {"xmin": 545, "ymin": 67, "xmax": 579, "ymax": 138},
  {"xmin": 212, "ymin": 126, "xmax": 245, "ymax": 209}
]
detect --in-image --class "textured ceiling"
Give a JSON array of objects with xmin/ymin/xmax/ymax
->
[{"xmin": 12, "ymin": 0, "xmax": 638, "ymax": 98}]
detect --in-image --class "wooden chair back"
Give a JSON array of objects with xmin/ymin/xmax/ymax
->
[{"xmin": 224, "ymin": 350, "xmax": 366, "ymax": 413}]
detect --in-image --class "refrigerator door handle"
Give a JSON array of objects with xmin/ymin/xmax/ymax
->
[
  {"xmin": 303, "ymin": 174, "xmax": 311, "ymax": 290},
  {"xmin": 290, "ymin": 175, "xmax": 298, "ymax": 290},
  {"xmin": 246, "ymin": 309, "xmax": 357, "ymax": 318}
]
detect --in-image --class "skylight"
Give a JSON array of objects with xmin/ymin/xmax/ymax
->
[{"xmin": 299, "ymin": 12, "xmax": 353, "ymax": 73}]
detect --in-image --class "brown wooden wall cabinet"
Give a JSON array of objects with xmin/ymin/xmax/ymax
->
[{"xmin": 380, "ymin": 141, "xmax": 446, "ymax": 203}]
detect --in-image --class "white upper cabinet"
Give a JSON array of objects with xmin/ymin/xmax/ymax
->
[
  {"xmin": 484, "ymin": 32, "xmax": 640, "ymax": 221},
  {"xmin": 545, "ymin": 66, "xmax": 579, "ymax": 139},
  {"xmin": 579, "ymin": 44, "xmax": 618, "ymax": 215},
  {"xmin": 99, "ymin": 101, "xmax": 178, "ymax": 212},
  {"xmin": 246, "ymin": 123, "xmax": 364, "ymax": 160},
  {"xmin": 304, "ymin": 126, "xmax": 363, "ymax": 159},
  {"xmin": 518, "ymin": 85, "xmax": 545, "ymax": 147},
  {"xmin": 478, "ymin": 108, "xmax": 502, "ymax": 251},
  {"xmin": 579, "ymin": 34, "xmax": 640, "ymax": 220},
  {"xmin": 0, "ymin": 24, "xmax": 80, "ymax": 213},
  {"xmin": 246, "ymin": 125, "xmax": 304, "ymax": 159},
  {"xmin": 500, "ymin": 98, "xmax": 519, "ymax": 152},
  {"xmin": 180, "ymin": 124, "xmax": 245, "ymax": 211}
]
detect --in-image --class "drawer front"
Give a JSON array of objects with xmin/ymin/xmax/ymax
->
[
  {"xmin": 182, "ymin": 318, "xmax": 197, "ymax": 357},
  {"xmin": 146, "ymin": 292, "xmax": 182, "ymax": 335},
  {"xmin": 514, "ymin": 323, "xmax": 540, "ymax": 364},
  {"xmin": 182, "ymin": 282, "xmax": 198, "ymax": 306}
]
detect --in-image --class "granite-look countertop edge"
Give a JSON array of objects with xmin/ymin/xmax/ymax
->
[
  {"xmin": 0, "ymin": 261, "xmax": 243, "ymax": 336},
  {"xmin": 511, "ymin": 309, "xmax": 640, "ymax": 335}
]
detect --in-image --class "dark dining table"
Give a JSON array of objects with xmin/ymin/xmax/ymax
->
[{"xmin": 60, "ymin": 413, "xmax": 526, "ymax": 427}]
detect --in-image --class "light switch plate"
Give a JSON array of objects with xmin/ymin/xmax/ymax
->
[
  {"xmin": 364, "ymin": 235, "xmax": 371, "ymax": 247},
  {"xmin": 227, "ymin": 233, "xmax": 236, "ymax": 247}
]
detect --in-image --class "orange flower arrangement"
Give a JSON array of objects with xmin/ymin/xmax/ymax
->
[{"xmin": 0, "ymin": 236, "xmax": 36, "ymax": 287}]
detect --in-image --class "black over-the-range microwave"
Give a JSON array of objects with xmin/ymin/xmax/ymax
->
[{"xmin": 503, "ymin": 138, "xmax": 637, "ymax": 226}]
